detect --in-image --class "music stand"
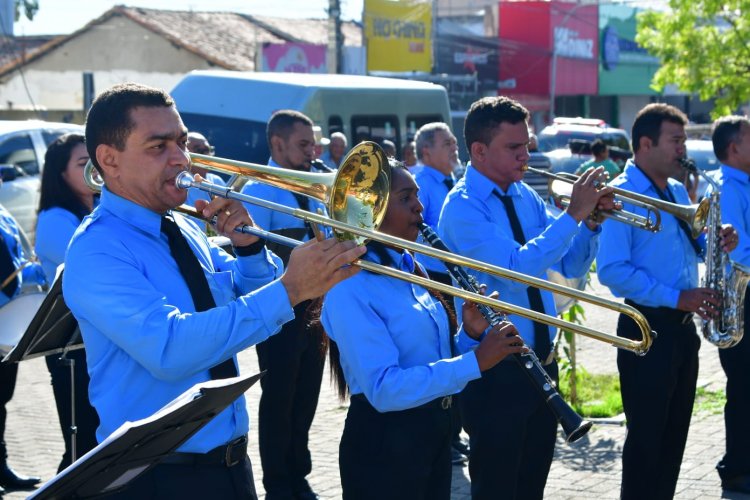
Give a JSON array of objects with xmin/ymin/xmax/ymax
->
[
  {"xmin": 29, "ymin": 372, "xmax": 264, "ymax": 499},
  {"xmin": 3, "ymin": 268, "xmax": 80, "ymax": 364}
]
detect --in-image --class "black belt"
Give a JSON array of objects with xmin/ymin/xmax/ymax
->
[
  {"xmin": 352, "ymin": 393, "xmax": 453, "ymax": 411},
  {"xmin": 159, "ymin": 435, "xmax": 248, "ymax": 467},
  {"xmin": 625, "ymin": 299, "xmax": 695, "ymax": 325}
]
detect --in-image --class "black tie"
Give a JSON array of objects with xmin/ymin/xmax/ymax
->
[
  {"xmin": 0, "ymin": 235, "xmax": 18, "ymax": 298},
  {"xmin": 161, "ymin": 215, "xmax": 238, "ymax": 379},
  {"xmin": 495, "ymin": 194, "xmax": 551, "ymax": 361},
  {"xmin": 443, "ymin": 176, "xmax": 455, "ymax": 191}
]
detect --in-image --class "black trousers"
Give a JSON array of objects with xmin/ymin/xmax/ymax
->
[
  {"xmin": 101, "ymin": 456, "xmax": 257, "ymax": 499},
  {"xmin": 460, "ymin": 357, "xmax": 559, "ymax": 500},
  {"xmin": 45, "ymin": 348, "xmax": 100, "ymax": 472},
  {"xmin": 618, "ymin": 302, "xmax": 700, "ymax": 500},
  {"xmin": 0, "ymin": 361, "xmax": 17, "ymax": 461},
  {"xmin": 717, "ymin": 294, "xmax": 750, "ymax": 480},
  {"xmin": 339, "ymin": 394, "xmax": 453, "ymax": 500},
  {"xmin": 256, "ymin": 300, "xmax": 325, "ymax": 498}
]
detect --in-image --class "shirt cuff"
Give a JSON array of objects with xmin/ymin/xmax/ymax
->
[
  {"xmin": 234, "ymin": 247, "xmax": 281, "ymax": 279},
  {"xmin": 455, "ymin": 327, "xmax": 481, "ymax": 354},
  {"xmin": 242, "ymin": 279, "xmax": 295, "ymax": 334}
]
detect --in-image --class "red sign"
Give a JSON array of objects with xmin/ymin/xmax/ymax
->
[{"xmin": 499, "ymin": 1, "xmax": 598, "ymax": 99}]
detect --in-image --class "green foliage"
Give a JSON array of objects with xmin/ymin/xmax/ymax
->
[
  {"xmin": 14, "ymin": 0, "xmax": 38, "ymax": 22},
  {"xmin": 693, "ymin": 386, "xmax": 726, "ymax": 415},
  {"xmin": 636, "ymin": 1, "xmax": 750, "ymax": 117},
  {"xmin": 559, "ymin": 372, "xmax": 623, "ymax": 418}
]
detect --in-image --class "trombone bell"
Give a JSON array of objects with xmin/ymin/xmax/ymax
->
[{"xmin": 189, "ymin": 142, "xmax": 391, "ymax": 244}]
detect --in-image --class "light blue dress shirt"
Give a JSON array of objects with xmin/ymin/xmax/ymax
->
[
  {"xmin": 437, "ymin": 165, "xmax": 599, "ymax": 350},
  {"xmin": 717, "ymin": 164, "xmax": 750, "ymax": 268},
  {"xmin": 185, "ymin": 172, "xmax": 226, "ymax": 232},
  {"xmin": 0, "ymin": 204, "xmax": 45, "ymax": 306},
  {"xmin": 63, "ymin": 187, "xmax": 294, "ymax": 452},
  {"xmin": 414, "ymin": 165, "xmax": 455, "ymax": 274},
  {"xmin": 597, "ymin": 161, "xmax": 705, "ymax": 307},
  {"xmin": 321, "ymin": 247, "xmax": 481, "ymax": 412},
  {"xmin": 239, "ymin": 159, "xmax": 328, "ymax": 240}
]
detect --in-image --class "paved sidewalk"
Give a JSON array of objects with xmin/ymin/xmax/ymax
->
[{"xmin": 3, "ymin": 273, "xmax": 749, "ymax": 499}]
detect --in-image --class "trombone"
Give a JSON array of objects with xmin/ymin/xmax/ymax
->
[
  {"xmin": 85, "ymin": 144, "xmax": 654, "ymax": 355},
  {"xmin": 525, "ymin": 166, "xmax": 710, "ymax": 237}
]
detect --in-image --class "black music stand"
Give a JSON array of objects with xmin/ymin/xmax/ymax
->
[
  {"xmin": 3, "ymin": 268, "xmax": 80, "ymax": 363},
  {"xmin": 29, "ymin": 372, "xmax": 264, "ymax": 499}
]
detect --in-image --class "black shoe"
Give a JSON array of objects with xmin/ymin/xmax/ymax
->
[
  {"xmin": 294, "ymin": 480, "xmax": 319, "ymax": 500},
  {"xmin": 0, "ymin": 484, "xmax": 5, "ymax": 496},
  {"xmin": 452, "ymin": 436, "xmax": 471, "ymax": 458},
  {"xmin": 0, "ymin": 464, "xmax": 40, "ymax": 490},
  {"xmin": 722, "ymin": 475, "xmax": 750, "ymax": 494}
]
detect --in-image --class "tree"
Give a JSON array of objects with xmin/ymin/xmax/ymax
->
[
  {"xmin": 636, "ymin": 1, "xmax": 750, "ymax": 118},
  {"xmin": 14, "ymin": 0, "xmax": 39, "ymax": 21}
]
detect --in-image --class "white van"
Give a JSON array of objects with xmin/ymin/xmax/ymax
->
[{"xmin": 170, "ymin": 71, "xmax": 451, "ymax": 165}]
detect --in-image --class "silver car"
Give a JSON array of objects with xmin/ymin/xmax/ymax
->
[{"xmin": 0, "ymin": 120, "xmax": 84, "ymax": 240}]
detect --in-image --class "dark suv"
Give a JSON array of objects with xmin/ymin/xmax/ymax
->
[{"xmin": 537, "ymin": 118, "xmax": 632, "ymax": 174}]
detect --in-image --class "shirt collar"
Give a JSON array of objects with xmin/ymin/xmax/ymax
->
[
  {"xmin": 365, "ymin": 246, "xmax": 415, "ymax": 272},
  {"xmin": 465, "ymin": 163, "xmax": 523, "ymax": 199},
  {"xmin": 420, "ymin": 164, "xmax": 453, "ymax": 183},
  {"xmin": 620, "ymin": 160, "xmax": 656, "ymax": 194},
  {"xmin": 720, "ymin": 163, "xmax": 749, "ymax": 184},
  {"xmin": 99, "ymin": 186, "xmax": 164, "ymax": 237}
]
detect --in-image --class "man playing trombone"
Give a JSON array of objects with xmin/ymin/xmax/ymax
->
[
  {"xmin": 63, "ymin": 83, "xmax": 365, "ymax": 499},
  {"xmin": 597, "ymin": 103, "xmax": 737, "ymax": 500},
  {"xmin": 438, "ymin": 96, "xmax": 614, "ymax": 500}
]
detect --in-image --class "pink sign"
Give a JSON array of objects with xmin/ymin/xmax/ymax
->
[{"xmin": 261, "ymin": 43, "xmax": 327, "ymax": 73}]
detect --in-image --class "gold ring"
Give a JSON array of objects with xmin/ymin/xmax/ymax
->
[{"xmin": 225, "ymin": 210, "xmax": 232, "ymax": 217}]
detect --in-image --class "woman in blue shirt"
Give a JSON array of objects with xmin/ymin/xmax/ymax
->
[
  {"xmin": 34, "ymin": 133, "xmax": 99, "ymax": 472},
  {"xmin": 320, "ymin": 163, "xmax": 525, "ymax": 499}
]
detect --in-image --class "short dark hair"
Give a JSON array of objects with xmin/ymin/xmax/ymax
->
[
  {"xmin": 266, "ymin": 109, "xmax": 313, "ymax": 148},
  {"xmin": 590, "ymin": 138, "xmax": 607, "ymax": 156},
  {"xmin": 38, "ymin": 133, "xmax": 90, "ymax": 220},
  {"xmin": 85, "ymin": 83, "xmax": 174, "ymax": 174},
  {"xmin": 631, "ymin": 103, "xmax": 687, "ymax": 153},
  {"xmin": 712, "ymin": 116, "xmax": 749, "ymax": 162},
  {"xmin": 464, "ymin": 96, "xmax": 529, "ymax": 155}
]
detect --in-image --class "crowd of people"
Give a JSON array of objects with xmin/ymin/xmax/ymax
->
[{"xmin": 0, "ymin": 81, "xmax": 748, "ymax": 500}]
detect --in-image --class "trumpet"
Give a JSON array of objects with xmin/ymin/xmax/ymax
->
[
  {"xmin": 84, "ymin": 145, "xmax": 654, "ymax": 355},
  {"xmin": 525, "ymin": 166, "xmax": 710, "ymax": 236}
]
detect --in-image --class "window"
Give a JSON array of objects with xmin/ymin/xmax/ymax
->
[
  {"xmin": 405, "ymin": 114, "xmax": 445, "ymax": 141},
  {"xmin": 180, "ymin": 113, "xmax": 268, "ymax": 166},
  {"xmin": 328, "ymin": 116, "xmax": 344, "ymax": 136},
  {"xmin": 0, "ymin": 133, "xmax": 37, "ymax": 176},
  {"xmin": 351, "ymin": 115, "xmax": 400, "ymax": 153}
]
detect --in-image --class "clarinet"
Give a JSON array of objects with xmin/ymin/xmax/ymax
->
[{"xmin": 419, "ymin": 223, "xmax": 592, "ymax": 444}]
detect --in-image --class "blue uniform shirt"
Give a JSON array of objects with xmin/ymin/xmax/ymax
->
[
  {"xmin": 438, "ymin": 165, "xmax": 599, "ymax": 350},
  {"xmin": 239, "ymin": 159, "xmax": 328, "ymax": 240},
  {"xmin": 0, "ymin": 204, "xmax": 45, "ymax": 306},
  {"xmin": 717, "ymin": 164, "xmax": 750, "ymax": 268},
  {"xmin": 63, "ymin": 187, "xmax": 294, "ymax": 452},
  {"xmin": 598, "ymin": 161, "xmax": 705, "ymax": 307},
  {"xmin": 321, "ymin": 247, "xmax": 481, "ymax": 412},
  {"xmin": 414, "ymin": 165, "xmax": 455, "ymax": 274},
  {"xmin": 35, "ymin": 207, "xmax": 81, "ymax": 283}
]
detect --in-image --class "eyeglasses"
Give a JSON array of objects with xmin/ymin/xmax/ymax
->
[{"xmin": 193, "ymin": 146, "xmax": 215, "ymax": 155}]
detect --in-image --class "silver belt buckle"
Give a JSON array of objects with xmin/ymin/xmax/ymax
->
[{"xmin": 441, "ymin": 396, "xmax": 452, "ymax": 410}]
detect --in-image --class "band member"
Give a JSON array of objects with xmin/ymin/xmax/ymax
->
[
  {"xmin": 438, "ymin": 96, "xmax": 612, "ymax": 499},
  {"xmin": 597, "ymin": 103, "xmax": 737, "ymax": 500},
  {"xmin": 319, "ymin": 132, "xmax": 348, "ymax": 170},
  {"xmin": 63, "ymin": 83, "xmax": 365, "ymax": 499},
  {"xmin": 320, "ymin": 162, "xmax": 527, "ymax": 499},
  {"xmin": 710, "ymin": 115, "xmax": 750, "ymax": 494},
  {"xmin": 34, "ymin": 132, "xmax": 99, "ymax": 471},
  {"xmin": 0, "ymin": 202, "xmax": 44, "ymax": 493},
  {"xmin": 412, "ymin": 122, "xmax": 469, "ymax": 463},
  {"xmin": 239, "ymin": 110, "xmax": 329, "ymax": 500}
]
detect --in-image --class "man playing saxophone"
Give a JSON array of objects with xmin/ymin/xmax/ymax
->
[
  {"xmin": 597, "ymin": 103, "xmax": 738, "ymax": 500},
  {"xmin": 710, "ymin": 116, "xmax": 750, "ymax": 494}
]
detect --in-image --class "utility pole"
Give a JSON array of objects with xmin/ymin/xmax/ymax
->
[{"xmin": 327, "ymin": 0, "xmax": 343, "ymax": 74}]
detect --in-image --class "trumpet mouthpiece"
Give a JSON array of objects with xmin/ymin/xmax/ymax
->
[{"xmin": 521, "ymin": 164, "xmax": 529, "ymax": 172}]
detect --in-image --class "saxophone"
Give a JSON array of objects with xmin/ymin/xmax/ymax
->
[{"xmin": 681, "ymin": 158, "xmax": 750, "ymax": 348}]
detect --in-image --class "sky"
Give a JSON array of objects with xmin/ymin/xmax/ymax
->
[{"xmin": 13, "ymin": 0, "xmax": 366, "ymax": 36}]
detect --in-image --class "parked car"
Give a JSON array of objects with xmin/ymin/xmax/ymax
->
[
  {"xmin": 0, "ymin": 120, "xmax": 84, "ymax": 239},
  {"xmin": 538, "ymin": 118, "xmax": 632, "ymax": 175}
]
